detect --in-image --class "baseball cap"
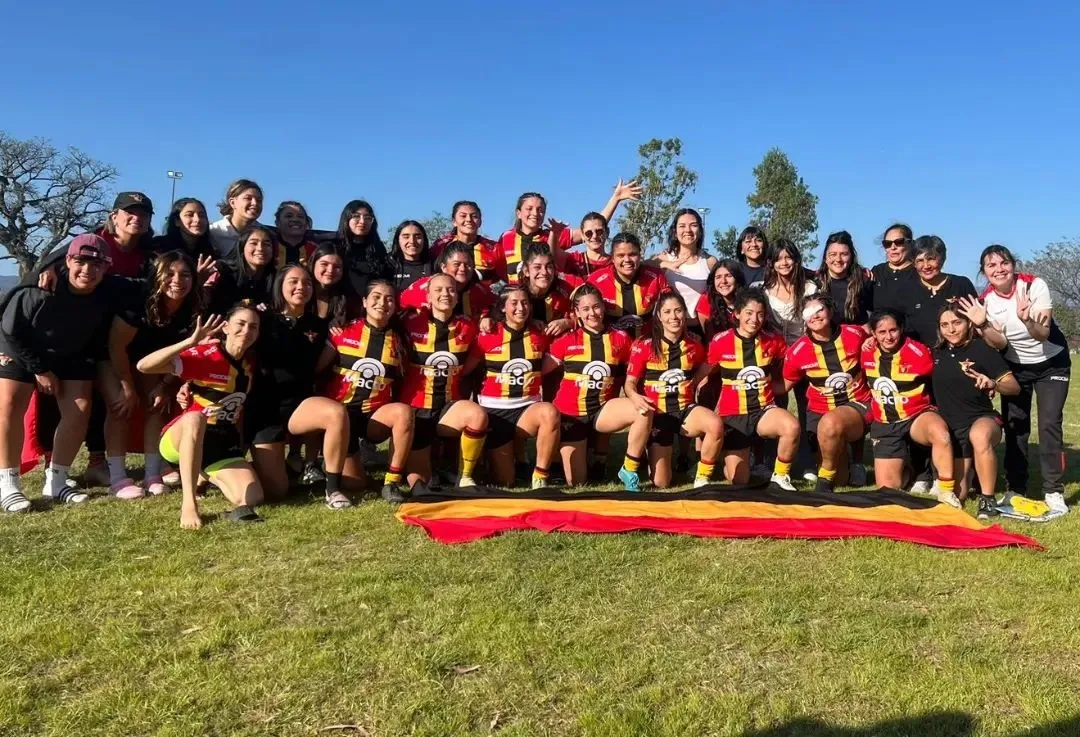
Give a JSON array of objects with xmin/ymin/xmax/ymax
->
[
  {"xmin": 113, "ymin": 191, "xmax": 154, "ymax": 214},
  {"xmin": 66, "ymin": 234, "xmax": 112, "ymax": 264}
]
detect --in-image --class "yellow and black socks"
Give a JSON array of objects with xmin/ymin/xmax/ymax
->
[
  {"xmin": 532, "ymin": 466, "xmax": 549, "ymax": 487},
  {"xmin": 459, "ymin": 427, "xmax": 485, "ymax": 479},
  {"xmin": 774, "ymin": 458, "xmax": 792, "ymax": 477},
  {"xmin": 696, "ymin": 459, "xmax": 715, "ymax": 483},
  {"xmin": 816, "ymin": 466, "xmax": 837, "ymax": 493},
  {"xmin": 385, "ymin": 466, "xmax": 404, "ymax": 486},
  {"xmin": 622, "ymin": 454, "xmax": 641, "ymax": 475},
  {"xmin": 937, "ymin": 477, "xmax": 955, "ymax": 494}
]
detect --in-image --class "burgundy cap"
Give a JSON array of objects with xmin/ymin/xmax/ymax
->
[{"xmin": 66, "ymin": 234, "xmax": 112, "ymax": 263}]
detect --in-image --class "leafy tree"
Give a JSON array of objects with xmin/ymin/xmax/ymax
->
[
  {"xmin": 746, "ymin": 147, "xmax": 819, "ymax": 258},
  {"xmin": 617, "ymin": 138, "xmax": 698, "ymax": 254},
  {"xmin": 1027, "ymin": 237, "xmax": 1080, "ymax": 338},
  {"xmin": 0, "ymin": 132, "xmax": 118, "ymax": 275},
  {"xmin": 712, "ymin": 225, "xmax": 739, "ymax": 259}
]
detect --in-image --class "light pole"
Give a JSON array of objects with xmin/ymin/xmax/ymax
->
[{"xmin": 166, "ymin": 170, "xmax": 184, "ymax": 208}]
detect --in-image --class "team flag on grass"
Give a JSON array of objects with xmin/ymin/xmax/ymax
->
[{"xmin": 397, "ymin": 482, "xmax": 1042, "ymax": 550}]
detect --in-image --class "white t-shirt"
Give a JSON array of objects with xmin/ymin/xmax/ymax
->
[
  {"xmin": 209, "ymin": 217, "xmax": 263, "ymax": 258},
  {"xmin": 767, "ymin": 282, "xmax": 818, "ymax": 345},
  {"xmin": 659, "ymin": 251, "xmax": 712, "ymax": 310},
  {"xmin": 983, "ymin": 274, "xmax": 1062, "ymax": 365}
]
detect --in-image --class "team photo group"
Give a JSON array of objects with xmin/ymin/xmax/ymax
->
[{"xmin": 0, "ymin": 176, "xmax": 1069, "ymax": 529}]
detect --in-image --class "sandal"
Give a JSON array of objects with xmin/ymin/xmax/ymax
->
[
  {"xmin": 1, "ymin": 490, "xmax": 31, "ymax": 514},
  {"xmin": 110, "ymin": 479, "xmax": 145, "ymax": 501},
  {"xmin": 144, "ymin": 476, "xmax": 167, "ymax": 496},
  {"xmin": 225, "ymin": 505, "xmax": 264, "ymax": 523},
  {"xmin": 325, "ymin": 490, "xmax": 352, "ymax": 510},
  {"xmin": 47, "ymin": 487, "xmax": 89, "ymax": 505}
]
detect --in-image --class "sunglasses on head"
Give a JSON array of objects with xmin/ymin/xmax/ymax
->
[
  {"xmin": 882, "ymin": 237, "xmax": 909, "ymax": 248},
  {"xmin": 584, "ymin": 229, "xmax": 606, "ymax": 239}
]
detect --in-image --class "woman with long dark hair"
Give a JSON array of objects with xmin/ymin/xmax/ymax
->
[
  {"xmin": 735, "ymin": 226, "xmax": 768, "ymax": 287},
  {"xmin": 102, "ymin": 251, "xmax": 203, "ymax": 498},
  {"xmin": 626, "ymin": 291, "xmax": 722, "ymax": 489},
  {"xmin": 696, "ymin": 258, "xmax": 746, "ymax": 338},
  {"xmin": 431, "ymin": 201, "xmax": 504, "ymax": 284},
  {"xmin": 307, "ymin": 243, "xmax": 350, "ymax": 330},
  {"xmin": 817, "ymin": 231, "xmax": 872, "ymax": 326},
  {"xmin": 519, "ymin": 243, "xmax": 575, "ymax": 337},
  {"xmin": 656, "ymin": 208, "xmax": 716, "ymax": 330},
  {"xmin": 388, "ymin": 220, "xmax": 433, "ymax": 292},
  {"xmin": 209, "ymin": 179, "xmax": 264, "ymax": 258},
  {"xmin": 150, "ymin": 198, "xmax": 217, "ymax": 268},
  {"xmin": 763, "ymin": 239, "xmax": 818, "ymax": 346},
  {"xmin": 273, "ymin": 200, "xmax": 317, "ymax": 266},
  {"xmin": 209, "ymin": 225, "xmax": 277, "ymax": 313},
  {"xmin": 336, "ymin": 200, "xmax": 390, "ymax": 300}
]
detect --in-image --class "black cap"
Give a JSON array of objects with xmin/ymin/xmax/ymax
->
[{"xmin": 113, "ymin": 191, "xmax": 154, "ymax": 214}]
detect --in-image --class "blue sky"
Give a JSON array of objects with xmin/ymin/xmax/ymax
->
[{"xmin": 5, "ymin": 1, "xmax": 1078, "ymax": 278}]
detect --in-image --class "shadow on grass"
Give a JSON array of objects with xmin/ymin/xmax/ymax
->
[{"xmin": 741, "ymin": 713, "xmax": 1080, "ymax": 737}]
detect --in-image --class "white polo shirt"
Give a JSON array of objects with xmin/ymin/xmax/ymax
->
[{"xmin": 982, "ymin": 273, "xmax": 1063, "ymax": 365}]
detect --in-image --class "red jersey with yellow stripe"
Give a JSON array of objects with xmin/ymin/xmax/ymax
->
[
  {"xmin": 549, "ymin": 327, "xmax": 633, "ymax": 417},
  {"xmin": 277, "ymin": 240, "xmax": 317, "ymax": 267},
  {"xmin": 323, "ymin": 319, "xmax": 403, "ymax": 413},
  {"xmin": 471, "ymin": 323, "xmax": 548, "ymax": 409},
  {"xmin": 400, "ymin": 311, "xmax": 477, "ymax": 411},
  {"xmin": 527, "ymin": 279, "xmax": 574, "ymax": 322},
  {"xmin": 708, "ymin": 329, "xmax": 787, "ymax": 416},
  {"xmin": 783, "ymin": 325, "xmax": 872, "ymax": 414},
  {"xmin": 627, "ymin": 334, "xmax": 706, "ymax": 415},
  {"xmin": 564, "ymin": 251, "xmax": 613, "ymax": 280},
  {"xmin": 398, "ymin": 275, "xmax": 496, "ymax": 321},
  {"xmin": 861, "ymin": 337, "xmax": 935, "ymax": 423},
  {"xmin": 432, "ymin": 235, "xmax": 505, "ymax": 284},
  {"xmin": 498, "ymin": 228, "xmax": 573, "ymax": 285},
  {"xmin": 587, "ymin": 265, "xmax": 670, "ymax": 325},
  {"xmin": 172, "ymin": 343, "xmax": 254, "ymax": 427}
]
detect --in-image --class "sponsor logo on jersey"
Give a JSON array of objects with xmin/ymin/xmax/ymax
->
[
  {"xmin": 349, "ymin": 358, "xmax": 386, "ymax": 390},
  {"xmin": 824, "ymin": 372, "xmax": 853, "ymax": 395},
  {"xmin": 497, "ymin": 358, "xmax": 534, "ymax": 385},
  {"xmin": 872, "ymin": 376, "xmax": 904, "ymax": 405},
  {"xmin": 576, "ymin": 360, "xmax": 612, "ymax": 390},
  {"xmin": 424, "ymin": 350, "xmax": 459, "ymax": 378},
  {"xmin": 735, "ymin": 365, "xmax": 766, "ymax": 392},
  {"xmin": 658, "ymin": 368, "xmax": 687, "ymax": 393},
  {"xmin": 213, "ymin": 391, "xmax": 247, "ymax": 423}
]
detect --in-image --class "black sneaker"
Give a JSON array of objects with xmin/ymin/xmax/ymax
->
[
  {"xmin": 380, "ymin": 483, "xmax": 408, "ymax": 505},
  {"xmin": 977, "ymin": 495, "xmax": 999, "ymax": 520},
  {"xmin": 814, "ymin": 477, "xmax": 835, "ymax": 494}
]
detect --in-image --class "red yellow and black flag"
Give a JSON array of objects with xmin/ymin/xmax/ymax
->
[{"xmin": 397, "ymin": 483, "xmax": 1041, "ymax": 550}]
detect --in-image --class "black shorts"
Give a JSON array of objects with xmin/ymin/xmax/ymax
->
[
  {"xmin": 413, "ymin": 401, "xmax": 459, "ymax": 450},
  {"xmin": 0, "ymin": 351, "xmax": 96, "ymax": 384},
  {"xmin": 869, "ymin": 412, "xmax": 939, "ymax": 460},
  {"xmin": 805, "ymin": 401, "xmax": 871, "ymax": 436},
  {"xmin": 248, "ymin": 396, "xmax": 306, "ymax": 446},
  {"xmin": 947, "ymin": 413, "xmax": 1003, "ymax": 459},
  {"xmin": 161, "ymin": 417, "xmax": 246, "ymax": 475},
  {"xmin": 484, "ymin": 404, "xmax": 531, "ymax": 449},
  {"xmin": 650, "ymin": 405, "xmax": 697, "ymax": 448},
  {"xmin": 560, "ymin": 411, "xmax": 601, "ymax": 443},
  {"xmin": 347, "ymin": 405, "xmax": 395, "ymax": 453},
  {"xmin": 722, "ymin": 406, "xmax": 777, "ymax": 451}
]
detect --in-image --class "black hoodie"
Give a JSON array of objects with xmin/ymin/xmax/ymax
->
[
  {"xmin": 209, "ymin": 240, "xmax": 277, "ymax": 314},
  {"xmin": 150, "ymin": 226, "xmax": 216, "ymax": 264}
]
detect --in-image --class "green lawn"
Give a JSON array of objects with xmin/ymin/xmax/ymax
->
[{"xmin": 2, "ymin": 372, "xmax": 1080, "ymax": 736}]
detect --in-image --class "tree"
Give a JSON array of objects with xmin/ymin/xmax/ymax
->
[
  {"xmin": 1027, "ymin": 237, "xmax": 1080, "ymax": 338},
  {"xmin": 745, "ymin": 147, "xmax": 819, "ymax": 259},
  {"xmin": 0, "ymin": 132, "xmax": 118, "ymax": 275},
  {"xmin": 617, "ymin": 138, "xmax": 698, "ymax": 254},
  {"xmin": 712, "ymin": 225, "xmax": 739, "ymax": 259}
]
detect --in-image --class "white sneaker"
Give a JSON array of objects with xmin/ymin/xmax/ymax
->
[
  {"xmin": 909, "ymin": 480, "xmax": 932, "ymax": 496},
  {"xmin": 932, "ymin": 483, "xmax": 961, "ymax": 509},
  {"xmin": 532, "ymin": 477, "xmax": 547, "ymax": 490},
  {"xmin": 694, "ymin": 476, "xmax": 710, "ymax": 489},
  {"xmin": 458, "ymin": 475, "xmax": 476, "ymax": 488},
  {"xmin": 1044, "ymin": 492, "xmax": 1069, "ymax": 519},
  {"xmin": 849, "ymin": 464, "xmax": 868, "ymax": 487},
  {"xmin": 771, "ymin": 473, "xmax": 797, "ymax": 491},
  {"xmin": 802, "ymin": 471, "xmax": 818, "ymax": 484}
]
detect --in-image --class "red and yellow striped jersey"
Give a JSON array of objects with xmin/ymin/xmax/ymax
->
[
  {"xmin": 431, "ymin": 235, "xmax": 505, "ymax": 284},
  {"xmin": 783, "ymin": 325, "xmax": 872, "ymax": 414},
  {"xmin": 498, "ymin": 228, "xmax": 574, "ymax": 285},
  {"xmin": 708, "ymin": 329, "xmax": 787, "ymax": 416},
  {"xmin": 527, "ymin": 279, "xmax": 574, "ymax": 323},
  {"xmin": 398, "ymin": 275, "xmax": 496, "ymax": 321},
  {"xmin": 173, "ymin": 343, "xmax": 254, "ymax": 427},
  {"xmin": 400, "ymin": 311, "xmax": 477, "ymax": 411},
  {"xmin": 276, "ymin": 240, "xmax": 317, "ymax": 267},
  {"xmin": 587, "ymin": 265, "xmax": 670, "ymax": 327},
  {"xmin": 564, "ymin": 251, "xmax": 613, "ymax": 280},
  {"xmin": 549, "ymin": 327, "xmax": 633, "ymax": 417},
  {"xmin": 861, "ymin": 337, "xmax": 934, "ymax": 423},
  {"xmin": 471, "ymin": 323, "xmax": 549, "ymax": 409},
  {"xmin": 323, "ymin": 319, "xmax": 403, "ymax": 413},
  {"xmin": 627, "ymin": 333, "xmax": 706, "ymax": 415}
]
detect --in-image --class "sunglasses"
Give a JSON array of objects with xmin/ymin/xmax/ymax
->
[
  {"xmin": 583, "ymin": 229, "xmax": 607, "ymax": 239},
  {"xmin": 882, "ymin": 237, "xmax": 909, "ymax": 248}
]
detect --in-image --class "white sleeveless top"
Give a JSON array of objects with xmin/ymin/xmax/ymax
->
[{"xmin": 660, "ymin": 252, "xmax": 711, "ymax": 309}]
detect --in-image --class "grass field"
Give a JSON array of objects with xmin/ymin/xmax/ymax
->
[{"xmin": 1, "ymin": 376, "xmax": 1079, "ymax": 736}]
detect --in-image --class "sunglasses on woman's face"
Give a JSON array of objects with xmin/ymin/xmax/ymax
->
[
  {"xmin": 882, "ymin": 237, "xmax": 909, "ymax": 248},
  {"xmin": 584, "ymin": 229, "xmax": 606, "ymax": 239}
]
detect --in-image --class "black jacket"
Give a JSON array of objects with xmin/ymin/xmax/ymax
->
[
  {"xmin": 389, "ymin": 258, "xmax": 433, "ymax": 292},
  {"xmin": 342, "ymin": 238, "xmax": 390, "ymax": 298},
  {"xmin": 209, "ymin": 241, "xmax": 276, "ymax": 314}
]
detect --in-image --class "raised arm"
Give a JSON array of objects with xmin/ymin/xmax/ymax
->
[{"xmin": 136, "ymin": 315, "xmax": 223, "ymax": 376}]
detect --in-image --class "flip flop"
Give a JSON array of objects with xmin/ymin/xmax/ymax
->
[
  {"xmin": 325, "ymin": 491, "xmax": 352, "ymax": 510},
  {"xmin": 48, "ymin": 487, "xmax": 89, "ymax": 505},
  {"xmin": 225, "ymin": 505, "xmax": 263, "ymax": 523},
  {"xmin": 1, "ymin": 491, "xmax": 31, "ymax": 514}
]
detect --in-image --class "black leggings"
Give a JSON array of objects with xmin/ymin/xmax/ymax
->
[{"xmin": 1002, "ymin": 351, "xmax": 1071, "ymax": 496}]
